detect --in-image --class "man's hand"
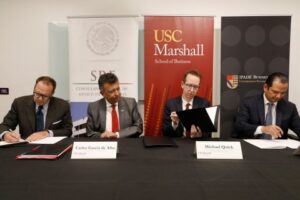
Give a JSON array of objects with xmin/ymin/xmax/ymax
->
[
  {"xmin": 261, "ymin": 125, "xmax": 283, "ymax": 139},
  {"xmin": 190, "ymin": 125, "xmax": 203, "ymax": 138},
  {"xmin": 4, "ymin": 132, "xmax": 21, "ymax": 143},
  {"xmin": 100, "ymin": 131, "xmax": 118, "ymax": 139},
  {"xmin": 26, "ymin": 131, "xmax": 48, "ymax": 142},
  {"xmin": 170, "ymin": 112, "xmax": 179, "ymax": 125}
]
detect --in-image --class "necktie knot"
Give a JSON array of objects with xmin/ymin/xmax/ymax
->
[
  {"xmin": 267, "ymin": 102, "xmax": 273, "ymax": 107},
  {"xmin": 185, "ymin": 103, "xmax": 191, "ymax": 110},
  {"xmin": 38, "ymin": 105, "xmax": 43, "ymax": 111}
]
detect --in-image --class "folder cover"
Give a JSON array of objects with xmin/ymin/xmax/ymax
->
[
  {"xmin": 143, "ymin": 136, "xmax": 177, "ymax": 147},
  {"xmin": 176, "ymin": 105, "xmax": 219, "ymax": 132},
  {"xmin": 16, "ymin": 144, "xmax": 73, "ymax": 160},
  {"xmin": 293, "ymin": 145, "xmax": 300, "ymax": 156}
]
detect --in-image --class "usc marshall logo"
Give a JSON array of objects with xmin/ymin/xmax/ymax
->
[
  {"xmin": 87, "ymin": 22, "xmax": 119, "ymax": 55},
  {"xmin": 226, "ymin": 75, "xmax": 239, "ymax": 89}
]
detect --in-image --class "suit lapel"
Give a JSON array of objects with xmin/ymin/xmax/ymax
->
[
  {"xmin": 192, "ymin": 97, "xmax": 202, "ymax": 109},
  {"xmin": 118, "ymin": 98, "xmax": 126, "ymax": 129},
  {"xmin": 258, "ymin": 95, "xmax": 265, "ymax": 125},
  {"xmin": 99, "ymin": 99, "xmax": 107, "ymax": 130},
  {"xmin": 45, "ymin": 98, "xmax": 55, "ymax": 128},
  {"xmin": 276, "ymin": 101, "xmax": 283, "ymax": 127},
  {"xmin": 176, "ymin": 97, "xmax": 183, "ymax": 111},
  {"xmin": 26, "ymin": 98, "xmax": 36, "ymax": 132}
]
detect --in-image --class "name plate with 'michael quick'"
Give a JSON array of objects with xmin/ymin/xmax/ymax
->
[{"xmin": 196, "ymin": 141, "xmax": 243, "ymax": 159}]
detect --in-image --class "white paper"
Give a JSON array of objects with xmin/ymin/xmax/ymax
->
[
  {"xmin": 0, "ymin": 139, "xmax": 27, "ymax": 146},
  {"xmin": 71, "ymin": 142, "xmax": 118, "ymax": 159},
  {"xmin": 29, "ymin": 136, "xmax": 66, "ymax": 144},
  {"xmin": 206, "ymin": 106, "xmax": 217, "ymax": 123},
  {"xmin": 196, "ymin": 141, "xmax": 243, "ymax": 159},
  {"xmin": 244, "ymin": 139, "xmax": 300, "ymax": 149},
  {"xmin": 282, "ymin": 139, "xmax": 300, "ymax": 149}
]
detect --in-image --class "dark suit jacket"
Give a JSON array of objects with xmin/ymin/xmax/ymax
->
[
  {"xmin": 86, "ymin": 97, "xmax": 143, "ymax": 138},
  {"xmin": 162, "ymin": 96, "xmax": 210, "ymax": 137},
  {"xmin": 235, "ymin": 94, "xmax": 300, "ymax": 139},
  {"xmin": 0, "ymin": 95, "xmax": 73, "ymax": 138}
]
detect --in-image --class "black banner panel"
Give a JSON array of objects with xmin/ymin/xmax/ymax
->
[{"xmin": 221, "ymin": 16, "xmax": 291, "ymax": 138}]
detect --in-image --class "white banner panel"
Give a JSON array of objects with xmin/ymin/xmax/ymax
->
[{"xmin": 68, "ymin": 17, "xmax": 139, "ymax": 122}]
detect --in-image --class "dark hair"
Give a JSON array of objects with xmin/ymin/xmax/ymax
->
[
  {"xmin": 183, "ymin": 69, "xmax": 202, "ymax": 83},
  {"xmin": 265, "ymin": 72, "xmax": 288, "ymax": 87},
  {"xmin": 98, "ymin": 73, "xmax": 119, "ymax": 91},
  {"xmin": 35, "ymin": 76, "xmax": 56, "ymax": 93}
]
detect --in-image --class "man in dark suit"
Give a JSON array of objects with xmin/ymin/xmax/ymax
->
[
  {"xmin": 0, "ymin": 76, "xmax": 73, "ymax": 143},
  {"xmin": 235, "ymin": 72, "xmax": 300, "ymax": 139},
  {"xmin": 162, "ymin": 70, "xmax": 210, "ymax": 138},
  {"xmin": 87, "ymin": 73, "xmax": 143, "ymax": 138}
]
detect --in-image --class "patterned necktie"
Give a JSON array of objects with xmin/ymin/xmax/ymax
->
[
  {"xmin": 185, "ymin": 103, "xmax": 191, "ymax": 110},
  {"xmin": 111, "ymin": 104, "xmax": 119, "ymax": 133},
  {"xmin": 185, "ymin": 103, "xmax": 191, "ymax": 137},
  {"xmin": 262, "ymin": 103, "xmax": 273, "ymax": 139},
  {"xmin": 35, "ymin": 105, "xmax": 44, "ymax": 132}
]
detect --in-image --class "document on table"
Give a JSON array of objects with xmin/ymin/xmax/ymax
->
[
  {"xmin": 0, "ymin": 139, "xmax": 27, "ymax": 147},
  {"xmin": 0, "ymin": 137, "xmax": 66, "ymax": 147},
  {"xmin": 29, "ymin": 137, "xmax": 67, "ymax": 144},
  {"xmin": 244, "ymin": 139, "xmax": 300, "ymax": 149}
]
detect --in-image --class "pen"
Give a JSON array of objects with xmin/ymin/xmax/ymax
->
[{"xmin": 9, "ymin": 129, "xmax": 22, "ymax": 141}]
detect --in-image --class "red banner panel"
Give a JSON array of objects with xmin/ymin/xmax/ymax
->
[{"xmin": 144, "ymin": 16, "xmax": 214, "ymax": 136}]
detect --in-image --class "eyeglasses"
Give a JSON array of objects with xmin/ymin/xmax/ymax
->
[
  {"xmin": 184, "ymin": 83, "xmax": 199, "ymax": 90},
  {"xmin": 33, "ymin": 92, "xmax": 51, "ymax": 99}
]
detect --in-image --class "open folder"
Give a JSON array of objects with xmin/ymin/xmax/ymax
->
[
  {"xmin": 16, "ymin": 144, "xmax": 73, "ymax": 160},
  {"xmin": 176, "ymin": 105, "xmax": 219, "ymax": 132}
]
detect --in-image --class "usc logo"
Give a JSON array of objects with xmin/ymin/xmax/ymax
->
[{"xmin": 154, "ymin": 30, "xmax": 182, "ymax": 43}]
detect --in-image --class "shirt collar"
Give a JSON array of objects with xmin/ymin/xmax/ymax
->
[
  {"xmin": 263, "ymin": 93, "xmax": 278, "ymax": 107},
  {"xmin": 35, "ymin": 101, "xmax": 49, "ymax": 111},
  {"xmin": 182, "ymin": 97, "xmax": 194, "ymax": 106},
  {"xmin": 105, "ymin": 99, "xmax": 118, "ymax": 108}
]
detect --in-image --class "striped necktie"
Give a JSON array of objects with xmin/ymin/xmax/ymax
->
[{"xmin": 35, "ymin": 105, "xmax": 44, "ymax": 132}]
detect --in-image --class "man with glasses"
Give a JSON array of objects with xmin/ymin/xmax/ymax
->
[
  {"xmin": 162, "ymin": 70, "xmax": 210, "ymax": 138},
  {"xmin": 86, "ymin": 72, "xmax": 143, "ymax": 138},
  {"xmin": 0, "ymin": 76, "xmax": 72, "ymax": 142}
]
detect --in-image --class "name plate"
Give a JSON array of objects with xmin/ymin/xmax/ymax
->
[
  {"xmin": 196, "ymin": 141, "xmax": 243, "ymax": 159},
  {"xmin": 71, "ymin": 142, "xmax": 117, "ymax": 159}
]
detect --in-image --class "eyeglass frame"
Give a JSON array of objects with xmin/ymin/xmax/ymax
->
[
  {"xmin": 184, "ymin": 83, "xmax": 200, "ymax": 90},
  {"xmin": 33, "ymin": 91, "xmax": 51, "ymax": 99}
]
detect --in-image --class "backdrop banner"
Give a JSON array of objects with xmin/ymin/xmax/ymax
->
[
  {"xmin": 221, "ymin": 16, "xmax": 291, "ymax": 138},
  {"xmin": 144, "ymin": 16, "xmax": 214, "ymax": 136},
  {"xmin": 68, "ymin": 17, "xmax": 139, "ymax": 135}
]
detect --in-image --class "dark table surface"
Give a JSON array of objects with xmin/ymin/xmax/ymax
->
[{"xmin": 0, "ymin": 138, "xmax": 300, "ymax": 200}]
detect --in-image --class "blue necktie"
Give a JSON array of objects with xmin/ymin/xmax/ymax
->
[
  {"xmin": 35, "ymin": 105, "xmax": 44, "ymax": 132},
  {"xmin": 262, "ymin": 103, "xmax": 273, "ymax": 139}
]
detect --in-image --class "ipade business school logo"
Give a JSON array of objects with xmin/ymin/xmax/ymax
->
[
  {"xmin": 87, "ymin": 22, "xmax": 119, "ymax": 55},
  {"xmin": 226, "ymin": 75, "xmax": 239, "ymax": 89}
]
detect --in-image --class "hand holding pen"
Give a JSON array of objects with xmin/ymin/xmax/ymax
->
[{"xmin": 3, "ymin": 130, "xmax": 21, "ymax": 143}]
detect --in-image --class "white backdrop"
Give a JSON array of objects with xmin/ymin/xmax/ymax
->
[
  {"xmin": 68, "ymin": 16, "xmax": 139, "ymax": 122},
  {"xmin": 1, "ymin": 0, "xmax": 300, "ymax": 128}
]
